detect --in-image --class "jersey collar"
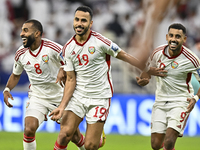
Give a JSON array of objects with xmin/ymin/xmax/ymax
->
[
  {"xmin": 163, "ymin": 45, "xmax": 183, "ymax": 59},
  {"xmin": 29, "ymin": 40, "xmax": 44, "ymax": 57},
  {"xmin": 73, "ymin": 30, "xmax": 92, "ymax": 46}
]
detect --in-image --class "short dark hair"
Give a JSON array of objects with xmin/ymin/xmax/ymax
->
[
  {"xmin": 75, "ymin": 6, "xmax": 93, "ymax": 20},
  {"xmin": 25, "ymin": 19, "xmax": 43, "ymax": 36},
  {"xmin": 168, "ymin": 23, "xmax": 186, "ymax": 35}
]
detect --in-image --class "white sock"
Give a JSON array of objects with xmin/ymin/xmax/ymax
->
[
  {"xmin": 23, "ymin": 140, "xmax": 36, "ymax": 150},
  {"xmin": 23, "ymin": 134, "xmax": 36, "ymax": 150}
]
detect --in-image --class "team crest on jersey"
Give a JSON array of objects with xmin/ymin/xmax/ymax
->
[
  {"xmin": 197, "ymin": 68, "xmax": 200, "ymax": 77},
  {"xmin": 88, "ymin": 46, "xmax": 95, "ymax": 54},
  {"xmin": 171, "ymin": 61, "xmax": 178, "ymax": 69},
  {"xmin": 42, "ymin": 55, "xmax": 49, "ymax": 63},
  {"xmin": 111, "ymin": 43, "xmax": 119, "ymax": 52}
]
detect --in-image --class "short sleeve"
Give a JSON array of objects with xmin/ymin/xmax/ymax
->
[
  {"xmin": 63, "ymin": 51, "xmax": 74, "ymax": 72},
  {"xmin": 13, "ymin": 60, "xmax": 24, "ymax": 75},
  {"xmin": 103, "ymin": 42, "xmax": 121, "ymax": 57}
]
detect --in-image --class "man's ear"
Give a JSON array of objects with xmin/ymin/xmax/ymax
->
[
  {"xmin": 35, "ymin": 30, "xmax": 41, "ymax": 37},
  {"xmin": 183, "ymin": 35, "xmax": 187, "ymax": 43},
  {"xmin": 166, "ymin": 34, "xmax": 168, "ymax": 41}
]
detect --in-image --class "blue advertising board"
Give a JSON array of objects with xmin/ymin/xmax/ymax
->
[{"xmin": 0, "ymin": 92, "xmax": 200, "ymax": 136}]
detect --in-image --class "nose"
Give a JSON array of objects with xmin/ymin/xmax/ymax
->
[
  {"xmin": 171, "ymin": 35, "xmax": 176, "ymax": 41},
  {"xmin": 77, "ymin": 21, "xmax": 81, "ymax": 26},
  {"xmin": 20, "ymin": 31, "xmax": 24, "ymax": 37},
  {"xmin": 76, "ymin": 19, "xmax": 83, "ymax": 26}
]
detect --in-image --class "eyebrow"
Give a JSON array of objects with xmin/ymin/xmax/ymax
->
[{"xmin": 22, "ymin": 27, "xmax": 28, "ymax": 30}]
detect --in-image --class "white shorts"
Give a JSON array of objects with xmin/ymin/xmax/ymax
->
[
  {"xmin": 66, "ymin": 95, "xmax": 111, "ymax": 124},
  {"xmin": 151, "ymin": 102, "xmax": 189, "ymax": 136},
  {"xmin": 25, "ymin": 96, "xmax": 62, "ymax": 125}
]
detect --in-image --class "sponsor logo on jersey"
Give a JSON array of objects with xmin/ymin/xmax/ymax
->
[
  {"xmin": 177, "ymin": 124, "xmax": 181, "ymax": 129},
  {"xmin": 171, "ymin": 61, "xmax": 178, "ymax": 69},
  {"xmin": 42, "ymin": 55, "xmax": 49, "ymax": 63},
  {"xmin": 88, "ymin": 46, "xmax": 95, "ymax": 54},
  {"xmin": 72, "ymin": 51, "xmax": 76, "ymax": 55},
  {"xmin": 26, "ymin": 61, "xmax": 31, "ymax": 65},
  {"xmin": 197, "ymin": 68, "xmax": 200, "ymax": 77},
  {"xmin": 111, "ymin": 43, "xmax": 119, "ymax": 52}
]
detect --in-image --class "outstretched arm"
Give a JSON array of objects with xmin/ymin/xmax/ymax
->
[
  {"xmin": 3, "ymin": 73, "xmax": 21, "ymax": 107},
  {"xmin": 116, "ymin": 50, "xmax": 167, "ymax": 77},
  {"xmin": 116, "ymin": 49, "xmax": 146, "ymax": 71}
]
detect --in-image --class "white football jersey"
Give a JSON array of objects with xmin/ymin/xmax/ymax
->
[
  {"xmin": 13, "ymin": 38, "xmax": 65, "ymax": 101},
  {"xmin": 62, "ymin": 30, "xmax": 121, "ymax": 98},
  {"xmin": 149, "ymin": 44, "xmax": 200, "ymax": 102}
]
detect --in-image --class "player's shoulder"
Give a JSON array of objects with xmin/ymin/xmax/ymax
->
[
  {"xmin": 42, "ymin": 38, "xmax": 62, "ymax": 53},
  {"xmin": 182, "ymin": 45, "xmax": 200, "ymax": 67},
  {"xmin": 63, "ymin": 36, "xmax": 74, "ymax": 50},
  {"xmin": 150, "ymin": 44, "xmax": 167, "ymax": 59},
  {"xmin": 15, "ymin": 45, "xmax": 29, "ymax": 61},
  {"xmin": 90, "ymin": 30, "xmax": 112, "ymax": 46},
  {"xmin": 182, "ymin": 45, "xmax": 197, "ymax": 56},
  {"xmin": 182, "ymin": 45, "xmax": 198, "ymax": 58},
  {"xmin": 61, "ymin": 36, "xmax": 75, "ymax": 57},
  {"xmin": 154, "ymin": 44, "xmax": 167, "ymax": 52}
]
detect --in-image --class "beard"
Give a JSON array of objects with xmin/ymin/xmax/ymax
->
[
  {"xmin": 73, "ymin": 25, "xmax": 90, "ymax": 36},
  {"xmin": 23, "ymin": 34, "xmax": 35, "ymax": 48}
]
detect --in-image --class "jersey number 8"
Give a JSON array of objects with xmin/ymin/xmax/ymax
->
[{"xmin": 34, "ymin": 63, "xmax": 42, "ymax": 74}]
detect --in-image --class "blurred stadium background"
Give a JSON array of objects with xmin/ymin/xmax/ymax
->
[{"xmin": 1, "ymin": 0, "xmax": 200, "ymax": 149}]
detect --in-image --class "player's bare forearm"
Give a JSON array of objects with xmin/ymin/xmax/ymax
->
[
  {"xmin": 186, "ymin": 98, "xmax": 196, "ymax": 113},
  {"xmin": 59, "ymin": 71, "xmax": 76, "ymax": 109},
  {"xmin": 3, "ymin": 73, "xmax": 20, "ymax": 107},
  {"xmin": 6, "ymin": 73, "xmax": 21, "ymax": 90},
  {"xmin": 116, "ymin": 50, "xmax": 146, "ymax": 71},
  {"xmin": 186, "ymin": 84, "xmax": 200, "ymax": 113},
  {"xmin": 56, "ymin": 67, "xmax": 66, "ymax": 87},
  {"xmin": 49, "ymin": 71, "xmax": 76, "ymax": 121}
]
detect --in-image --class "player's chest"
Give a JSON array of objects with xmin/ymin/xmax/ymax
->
[
  {"xmin": 21, "ymin": 51, "xmax": 52, "ymax": 74},
  {"xmin": 70, "ymin": 45, "xmax": 104, "ymax": 66},
  {"xmin": 156, "ymin": 56, "xmax": 192, "ymax": 77}
]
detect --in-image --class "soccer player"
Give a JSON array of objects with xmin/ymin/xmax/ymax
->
[
  {"xmin": 49, "ymin": 6, "xmax": 167, "ymax": 150},
  {"xmin": 3, "ymin": 19, "xmax": 86, "ymax": 150},
  {"xmin": 136, "ymin": 23, "xmax": 200, "ymax": 150}
]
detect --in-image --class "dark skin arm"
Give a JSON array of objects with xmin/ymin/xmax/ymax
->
[
  {"xmin": 186, "ymin": 81, "xmax": 200, "ymax": 113},
  {"xmin": 3, "ymin": 73, "xmax": 21, "ymax": 107},
  {"xmin": 49, "ymin": 70, "xmax": 76, "ymax": 121},
  {"xmin": 56, "ymin": 67, "xmax": 67, "ymax": 87}
]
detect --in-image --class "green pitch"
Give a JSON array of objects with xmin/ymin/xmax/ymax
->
[{"xmin": 0, "ymin": 132, "xmax": 199, "ymax": 150}]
